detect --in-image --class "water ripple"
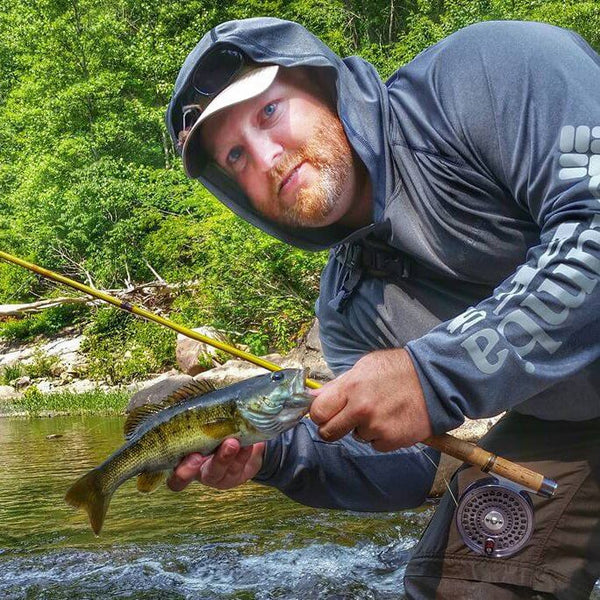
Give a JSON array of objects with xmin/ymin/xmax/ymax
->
[
  {"xmin": 0, "ymin": 539, "xmax": 415, "ymax": 599},
  {"xmin": 1, "ymin": 415, "xmax": 597, "ymax": 599}
]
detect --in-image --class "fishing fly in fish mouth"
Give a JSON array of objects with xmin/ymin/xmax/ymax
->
[{"xmin": 65, "ymin": 369, "xmax": 311, "ymax": 535}]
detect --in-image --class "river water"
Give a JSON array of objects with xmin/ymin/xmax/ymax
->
[
  {"xmin": 1, "ymin": 416, "xmax": 598, "ymax": 599},
  {"xmin": 0, "ymin": 415, "xmax": 431, "ymax": 599}
]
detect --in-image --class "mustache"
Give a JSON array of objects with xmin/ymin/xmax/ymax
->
[{"xmin": 268, "ymin": 149, "xmax": 306, "ymax": 194}]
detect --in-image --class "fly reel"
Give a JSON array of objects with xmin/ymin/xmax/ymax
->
[{"xmin": 455, "ymin": 477, "xmax": 534, "ymax": 558}]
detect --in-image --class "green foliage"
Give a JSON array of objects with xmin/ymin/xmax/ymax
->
[
  {"xmin": 0, "ymin": 350, "xmax": 60, "ymax": 383},
  {"xmin": 0, "ymin": 262, "xmax": 38, "ymax": 304},
  {"xmin": 0, "ymin": 363, "xmax": 25, "ymax": 385},
  {"xmin": 160, "ymin": 197, "xmax": 325, "ymax": 352},
  {"xmin": 12, "ymin": 388, "xmax": 129, "ymax": 416},
  {"xmin": 80, "ymin": 307, "xmax": 176, "ymax": 383},
  {"xmin": 0, "ymin": 304, "xmax": 88, "ymax": 342},
  {"xmin": 243, "ymin": 331, "xmax": 271, "ymax": 357},
  {"xmin": 23, "ymin": 348, "xmax": 61, "ymax": 379},
  {"xmin": 0, "ymin": 0, "xmax": 598, "ymax": 363}
]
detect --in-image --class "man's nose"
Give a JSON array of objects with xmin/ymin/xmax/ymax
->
[{"xmin": 249, "ymin": 134, "xmax": 283, "ymax": 171}]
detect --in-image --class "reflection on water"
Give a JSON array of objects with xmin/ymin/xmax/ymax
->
[
  {"xmin": 1, "ymin": 415, "xmax": 598, "ymax": 599},
  {"xmin": 0, "ymin": 415, "xmax": 430, "ymax": 599}
]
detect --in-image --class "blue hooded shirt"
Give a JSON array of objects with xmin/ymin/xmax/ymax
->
[{"xmin": 166, "ymin": 19, "xmax": 600, "ymax": 510}]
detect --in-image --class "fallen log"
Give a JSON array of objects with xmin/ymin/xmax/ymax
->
[
  {"xmin": 0, "ymin": 280, "xmax": 199, "ymax": 320},
  {"xmin": 0, "ymin": 297, "xmax": 96, "ymax": 318}
]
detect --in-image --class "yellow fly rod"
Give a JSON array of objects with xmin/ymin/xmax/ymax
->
[{"xmin": 0, "ymin": 250, "xmax": 557, "ymax": 498}]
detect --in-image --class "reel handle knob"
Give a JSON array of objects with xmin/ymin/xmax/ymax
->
[{"xmin": 484, "ymin": 538, "xmax": 496, "ymax": 556}]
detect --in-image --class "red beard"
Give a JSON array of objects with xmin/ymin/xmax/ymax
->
[{"xmin": 266, "ymin": 109, "xmax": 354, "ymax": 227}]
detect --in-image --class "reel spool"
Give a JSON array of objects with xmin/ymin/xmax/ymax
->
[{"xmin": 455, "ymin": 477, "xmax": 534, "ymax": 558}]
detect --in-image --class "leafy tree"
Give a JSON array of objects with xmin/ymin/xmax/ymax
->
[{"xmin": 1, "ymin": 0, "xmax": 598, "ymax": 367}]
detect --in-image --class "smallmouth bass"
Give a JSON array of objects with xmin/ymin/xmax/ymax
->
[{"xmin": 65, "ymin": 369, "xmax": 310, "ymax": 535}]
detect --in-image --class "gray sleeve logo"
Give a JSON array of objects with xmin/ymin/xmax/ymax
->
[
  {"xmin": 559, "ymin": 125, "xmax": 600, "ymax": 198},
  {"xmin": 447, "ymin": 214, "xmax": 600, "ymax": 376},
  {"xmin": 446, "ymin": 126, "xmax": 600, "ymax": 376}
]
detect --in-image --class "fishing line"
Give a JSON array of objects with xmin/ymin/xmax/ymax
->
[
  {"xmin": 0, "ymin": 250, "xmax": 558, "ymax": 498},
  {"xmin": 418, "ymin": 446, "xmax": 459, "ymax": 508}
]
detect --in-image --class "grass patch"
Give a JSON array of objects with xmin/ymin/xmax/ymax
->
[
  {"xmin": 0, "ymin": 363, "xmax": 25, "ymax": 385},
  {"xmin": 81, "ymin": 307, "xmax": 177, "ymax": 384},
  {"xmin": 0, "ymin": 304, "xmax": 88, "ymax": 343},
  {"xmin": 23, "ymin": 349, "xmax": 61, "ymax": 379},
  {"xmin": 1, "ymin": 350, "xmax": 61, "ymax": 384},
  {"xmin": 11, "ymin": 387, "xmax": 130, "ymax": 416}
]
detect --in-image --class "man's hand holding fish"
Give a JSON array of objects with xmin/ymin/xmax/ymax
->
[{"xmin": 167, "ymin": 439, "xmax": 265, "ymax": 492}]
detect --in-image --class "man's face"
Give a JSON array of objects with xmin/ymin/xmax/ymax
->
[{"xmin": 200, "ymin": 70, "xmax": 366, "ymax": 228}]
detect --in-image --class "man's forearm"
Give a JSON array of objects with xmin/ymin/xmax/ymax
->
[{"xmin": 253, "ymin": 418, "xmax": 439, "ymax": 511}]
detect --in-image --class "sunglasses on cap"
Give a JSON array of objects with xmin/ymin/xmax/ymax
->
[
  {"xmin": 192, "ymin": 45, "xmax": 245, "ymax": 96},
  {"xmin": 181, "ymin": 46, "xmax": 245, "ymax": 133}
]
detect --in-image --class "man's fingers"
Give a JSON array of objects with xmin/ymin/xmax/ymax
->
[
  {"xmin": 167, "ymin": 453, "xmax": 207, "ymax": 492},
  {"xmin": 317, "ymin": 410, "xmax": 356, "ymax": 442},
  {"xmin": 198, "ymin": 439, "xmax": 241, "ymax": 485},
  {"xmin": 208, "ymin": 446, "xmax": 254, "ymax": 488},
  {"xmin": 167, "ymin": 440, "xmax": 265, "ymax": 492},
  {"xmin": 309, "ymin": 383, "xmax": 348, "ymax": 425}
]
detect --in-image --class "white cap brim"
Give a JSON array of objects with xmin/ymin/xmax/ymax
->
[{"xmin": 182, "ymin": 64, "xmax": 279, "ymax": 177}]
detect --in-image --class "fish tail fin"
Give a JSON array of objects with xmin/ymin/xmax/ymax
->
[{"xmin": 65, "ymin": 468, "xmax": 113, "ymax": 536}]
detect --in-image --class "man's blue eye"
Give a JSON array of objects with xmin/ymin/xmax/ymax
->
[
  {"xmin": 263, "ymin": 102, "xmax": 277, "ymax": 117},
  {"xmin": 227, "ymin": 147, "xmax": 243, "ymax": 163}
]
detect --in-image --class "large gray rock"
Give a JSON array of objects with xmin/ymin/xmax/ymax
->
[
  {"xmin": 428, "ymin": 452, "xmax": 463, "ymax": 498},
  {"xmin": 41, "ymin": 335, "xmax": 85, "ymax": 372},
  {"xmin": 450, "ymin": 415, "xmax": 503, "ymax": 443},
  {"xmin": 0, "ymin": 347, "xmax": 34, "ymax": 367},
  {"xmin": 61, "ymin": 379, "xmax": 102, "ymax": 394},
  {"xmin": 282, "ymin": 320, "xmax": 333, "ymax": 382},
  {"xmin": 428, "ymin": 414, "xmax": 504, "ymax": 497},
  {"xmin": 12, "ymin": 376, "xmax": 32, "ymax": 389},
  {"xmin": 0, "ymin": 385, "xmax": 20, "ymax": 402},
  {"xmin": 126, "ymin": 353, "xmax": 292, "ymax": 413},
  {"xmin": 35, "ymin": 380, "xmax": 55, "ymax": 393},
  {"xmin": 194, "ymin": 359, "xmax": 272, "ymax": 387},
  {"xmin": 176, "ymin": 327, "xmax": 230, "ymax": 376},
  {"xmin": 127, "ymin": 373, "xmax": 195, "ymax": 412},
  {"xmin": 0, "ymin": 335, "xmax": 85, "ymax": 374}
]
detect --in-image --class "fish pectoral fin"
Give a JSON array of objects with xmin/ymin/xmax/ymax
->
[
  {"xmin": 136, "ymin": 471, "xmax": 167, "ymax": 494},
  {"xmin": 202, "ymin": 418, "xmax": 238, "ymax": 440}
]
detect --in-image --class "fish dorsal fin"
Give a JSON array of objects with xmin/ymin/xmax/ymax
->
[
  {"xmin": 124, "ymin": 404, "xmax": 167, "ymax": 439},
  {"xmin": 163, "ymin": 379, "xmax": 217, "ymax": 406},
  {"xmin": 124, "ymin": 379, "xmax": 218, "ymax": 439}
]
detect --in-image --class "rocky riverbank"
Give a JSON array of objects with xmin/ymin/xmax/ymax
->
[
  {"xmin": 0, "ymin": 320, "xmax": 500, "ymax": 440},
  {"xmin": 0, "ymin": 321, "xmax": 334, "ymax": 410},
  {"xmin": 0, "ymin": 320, "xmax": 504, "ymax": 496}
]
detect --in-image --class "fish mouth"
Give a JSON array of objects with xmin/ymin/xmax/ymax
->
[
  {"xmin": 283, "ymin": 369, "xmax": 312, "ymax": 418},
  {"xmin": 286, "ymin": 391, "xmax": 313, "ymax": 409},
  {"xmin": 287, "ymin": 368, "xmax": 309, "ymax": 401}
]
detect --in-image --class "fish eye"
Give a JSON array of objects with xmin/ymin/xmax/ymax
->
[{"xmin": 271, "ymin": 371, "xmax": 285, "ymax": 381}]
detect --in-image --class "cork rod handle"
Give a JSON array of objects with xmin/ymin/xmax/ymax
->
[{"xmin": 425, "ymin": 433, "xmax": 557, "ymax": 497}]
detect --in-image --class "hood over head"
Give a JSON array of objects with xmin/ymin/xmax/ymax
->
[{"xmin": 166, "ymin": 17, "xmax": 390, "ymax": 251}]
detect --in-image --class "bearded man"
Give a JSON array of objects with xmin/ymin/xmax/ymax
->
[{"xmin": 166, "ymin": 18, "xmax": 600, "ymax": 599}]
